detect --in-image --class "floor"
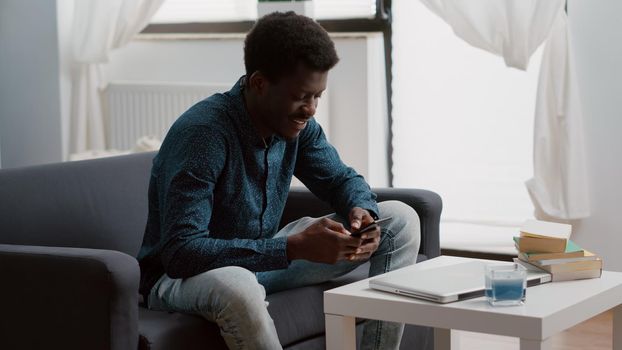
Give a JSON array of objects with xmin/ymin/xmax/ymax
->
[{"xmin": 456, "ymin": 310, "xmax": 613, "ymax": 349}]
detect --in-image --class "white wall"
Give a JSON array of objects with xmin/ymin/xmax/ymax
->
[
  {"xmin": 568, "ymin": 0, "xmax": 622, "ymax": 271},
  {"xmin": 0, "ymin": 0, "xmax": 65, "ymax": 169},
  {"xmin": 106, "ymin": 34, "xmax": 389, "ymax": 186}
]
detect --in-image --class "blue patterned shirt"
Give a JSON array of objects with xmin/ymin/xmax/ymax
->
[{"xmin": 138, "ymin": 77, "xmax": 378, "ymax": 297}]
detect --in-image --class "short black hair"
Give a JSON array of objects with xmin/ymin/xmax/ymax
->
[{"xmin": 244, "ymin": 12, "xmax": 339, "ymax": 81}]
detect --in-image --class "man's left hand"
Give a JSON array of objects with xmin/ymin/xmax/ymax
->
[{"xmin": 347, "ymin": 207, "xmax": 380, "ymax": 261}]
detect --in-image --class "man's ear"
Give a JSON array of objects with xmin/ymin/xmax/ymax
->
[{"xmin": 248, "ymin": 71, "xmax": 269, "ymax": 96}]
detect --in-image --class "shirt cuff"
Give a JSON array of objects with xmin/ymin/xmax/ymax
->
[{"xmin": 266, "ymin": 236, "xmax": 290, "ymax": 269}]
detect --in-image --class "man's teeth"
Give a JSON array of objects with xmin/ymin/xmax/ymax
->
[{"xmin": 293, "ymin": 119, "xmax": 307, "ymax": 125}]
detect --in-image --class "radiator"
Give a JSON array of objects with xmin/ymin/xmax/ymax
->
[
  {"xmin": 104, "ymin": 81, "xmax": 229, "ymax": 150},
  {"xmin": 104, "ymin": 80, "xmax": 331, "ymax": 151}
]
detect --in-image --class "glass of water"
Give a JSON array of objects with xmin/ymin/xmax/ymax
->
[{"xmin": 485, "ymin": 263, "xmax": 527, "ymax": 306}]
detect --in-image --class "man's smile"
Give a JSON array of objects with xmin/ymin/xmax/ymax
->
[{"xmin": 290, "ymin": 117, "xmax": 309, "ymax": 130}]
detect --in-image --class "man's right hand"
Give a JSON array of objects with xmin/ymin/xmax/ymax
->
[{"xmin": 286, "ymin": 217, "xmax": 362, "ymax": 264}]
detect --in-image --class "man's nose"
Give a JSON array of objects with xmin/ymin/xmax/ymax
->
[{"xmin": 302, "ymin": 100, "xmax": 317, "ymax": 117}]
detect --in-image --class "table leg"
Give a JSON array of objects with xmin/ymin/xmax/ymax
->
[
  {"xmin": 520, "ymin": 337, "xmax": 552, "ymax": 350},
  {"xmin": 614, "ymin": 305, "xmax": 622, "ymax": 350},
  {"xmin": 325, "ymin": 313, "xmax": 356, "ymax": 350},
  {"xmin": 434, "ymin": 328, "xmax": 459, "ymax": 350}
]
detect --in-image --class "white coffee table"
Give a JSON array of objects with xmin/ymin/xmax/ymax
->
[{"xmin": 324, "ymin": 255, "xmax": 622, "ymax": 350}]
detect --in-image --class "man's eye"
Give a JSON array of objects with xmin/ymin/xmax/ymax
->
[{"xmin": 294, "ymin": 93, "xmax": 321, "ymax": 102}]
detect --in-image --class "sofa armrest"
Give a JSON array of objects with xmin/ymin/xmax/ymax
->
[
  {"xmin": 0, "ymin": 244, "xmax": 139, "ymax": 350},
  {"xmin": 280, "ymin": 187, "xmax": 442, "ymax": 258},
  {"xmin": 373, "ymin": 188, "xmax": 442, "ymax": 259}
]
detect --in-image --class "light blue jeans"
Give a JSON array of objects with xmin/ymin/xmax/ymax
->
[{"xmin": 147, "ymin": 200, "xmax": 421, "ymax": 350}]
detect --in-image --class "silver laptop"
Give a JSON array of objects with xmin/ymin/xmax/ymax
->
[{"xmin": 369, "ymin": 260, "xmax": 551, "ymax": 303}]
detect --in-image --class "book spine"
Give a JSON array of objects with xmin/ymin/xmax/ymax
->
[
  {"xmin": 542, "ymin": 260, "xmax": 603, "ymax": 274},
  {"xmin": 551, "ymin": 269, "xmax": 602, "ymax": 282}
]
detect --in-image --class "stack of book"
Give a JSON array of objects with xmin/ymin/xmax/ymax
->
[{"xmin": 514, "ymin": 220, "xmax": 602, "ymax": 282}]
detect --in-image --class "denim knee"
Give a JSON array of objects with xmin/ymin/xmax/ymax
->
[
  {"xmin": 190, "ymin": 266, "xmax": 267, "ymax": 316},
  {"xmin": 378, "ymin": 200, "xmax": 421, "ymax": 252}
]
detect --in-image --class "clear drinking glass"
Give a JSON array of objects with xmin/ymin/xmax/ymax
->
[{"xmin": 485, "ymin": 263, "xmax": 527, "ymax": 306}]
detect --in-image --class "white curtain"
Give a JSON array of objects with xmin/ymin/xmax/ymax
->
[
  {"xmin": 70, "ymin": 0, "xmax": 165, "ymax": 153},
  {"xmin": 419, "ymin": 0, "xmax": 590, "ymax": 220}
]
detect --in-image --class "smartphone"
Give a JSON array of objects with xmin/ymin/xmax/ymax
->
[{"xmin": 351, "ymin": 217, "xmax": 393, "ymax": 237}]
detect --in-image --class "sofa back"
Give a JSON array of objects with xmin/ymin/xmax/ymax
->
[{"xmin": 0, "ymin": 152, "xmax": 156, "ymax": 257}]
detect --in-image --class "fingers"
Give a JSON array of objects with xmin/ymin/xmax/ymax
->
[
  {"xmin": 318, "ymin": 220, "xmax": 361, "ymax": 248},
  {"xmin": 345, "ymin": 235, "xmax": 380, "ymax": 261},
  {"xmin": 358, "ymin": 226, "xmax": 381, "ymax": 240},
  {"xmin": 356, "ymin": 238, "xmax": 380, "ymax": 254},
  {"xmin": 346, "ymin": 251, "xmax": 372, "ymax": 262},
  {"xmin": 316, "ymin": 216, "xmax": 379, "ymax": 257},
  {"xmin": 359, "ymin": 210, "xmax": 375, "ymax": 227},
  {"xmin": 335, "ymin": 220, "xmax": 381, "ymax": 254},
  {"xmin": 337, "ymin": 232, "xmax": 363, "ymax": 248},
  {"xmin": 349, "ymin": 208, "xmax": 378, "ymax": 238},
  {"xmin": 338, "ymin": 246, "xmax": 359, "ymax": 258},
  {"xmin": 320, "ymin": 217, "xmax": 350, "ymax": 235},
  {"xmin": 349, "ymin": 207, "xmax": 371, "ymax": 231},
  {"xmin": 350, "ymin": 213, "xmax": 362, "ymax": 231},
  {"xmin": 320, "ymin": 218, "xmax": 363, "ymax": 247}
]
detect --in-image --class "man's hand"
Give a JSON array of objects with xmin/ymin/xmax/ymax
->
[
  {"xmin": 348, "ymin": 207, "xmax": 381, "ymax": 262},
  {"xmin": 286, "ymin": 217, "xmax": 362, "ymax": 264}
]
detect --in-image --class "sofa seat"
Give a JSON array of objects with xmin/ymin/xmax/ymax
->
[{"xmin": 138, "ymin": 256, "xmax": 429, "ymax": 350}]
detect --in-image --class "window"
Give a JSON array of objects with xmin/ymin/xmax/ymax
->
[
  {"xmin": 151, "ymin": 0, "xmax": 256, "ymax": 23},
  {"xmin": 391, "ymin": 0, "xmax": 540, "ymax": 252},
  {"xmin": 314, "ymin": 0, "xmax": 376, "ymax": 19},
  {"xmin": 151, "ymin": 0, "xmax": 377, "ymax": 24}
]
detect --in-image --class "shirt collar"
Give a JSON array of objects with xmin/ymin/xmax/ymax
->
[{"xmin": 228, "ymin": 76, "xmax": 283, "ymax": 149}]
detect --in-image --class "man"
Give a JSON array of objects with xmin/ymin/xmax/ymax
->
[{"xmin": 138, "ymin": 12, "xmax": 420, "ymax": 350}]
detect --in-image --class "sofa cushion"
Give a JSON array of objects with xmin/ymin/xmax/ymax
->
[
  {"xmin": 0, "ymin": 152, "xmax": 154, "ymax": 256},
  {"xmin": 267, "ymin": 263, "xmax": 369, "ymax": 347},
  {"xmin": 138, "ymin": 255, "xmax": 428, "ymax": 350}
]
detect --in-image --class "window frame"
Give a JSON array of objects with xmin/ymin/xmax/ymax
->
[{"xmin": 142, "ymin": 1, "xmax": 390, "ymax": 34}]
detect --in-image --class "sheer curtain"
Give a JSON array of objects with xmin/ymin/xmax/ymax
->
[
  {"xmin": 417, "ymin": 0, "xmax": 589, "ymax": 220},
  {"xmin": 527, "ymin": 10, "xmax": 590, "ymax": 220},
  {"xmin": 392, "ymin": 0, "xmax": 540, "ymax": 250},
  {"xmin": 70, "ymin": 0, "xmax": 165, "ymax": 153},
  {"xmin": 393, "ymin": 0, "xmax": 589, "ymax": 228}
]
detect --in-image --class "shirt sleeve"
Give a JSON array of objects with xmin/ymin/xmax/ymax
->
[
  {"xmin": 157, "ymin": 126, "xmax": 289, "ymax": 279},
  {"xmin": 294, "ymin": 118, "xmax": 379, "ymax": 220}
]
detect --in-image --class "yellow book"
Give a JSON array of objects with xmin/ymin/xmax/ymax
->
[
  {"xmin": 551, "ymin": 268, "xmax": 602, "ymax": 282},
  {"xmin": 515, "ymin": 258, "xmax": 602, "ymax": 282},
  {"xmin": 516, "ymin": 240, "xmax": 584, "ymax": 261},
  {"xmin": 514, "ymin": 236, "xmax": 567, "ymax": 253}
]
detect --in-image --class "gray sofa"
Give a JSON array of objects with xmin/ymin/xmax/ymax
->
[{"xmin": 0, "ymin": 151, "xmax": 442, "ymax": 350}]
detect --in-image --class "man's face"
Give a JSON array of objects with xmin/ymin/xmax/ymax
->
[{"xmin": 259, "ymin": 65, "xmax": 328, "ymax": 140}]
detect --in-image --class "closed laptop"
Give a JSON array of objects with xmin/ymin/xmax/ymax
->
[{"xmin": 369, "ymin": 260, "xmax": 551, "ymax": 303}]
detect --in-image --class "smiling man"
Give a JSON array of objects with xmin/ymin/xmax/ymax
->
[{"xmin": 137, "ymin": 12, "xmax": 420, "ymax": 350}]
